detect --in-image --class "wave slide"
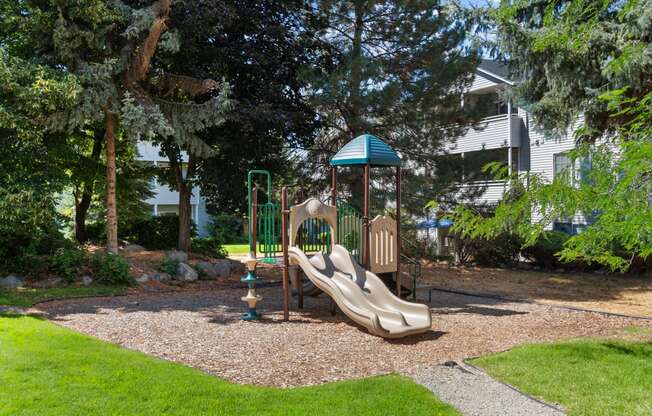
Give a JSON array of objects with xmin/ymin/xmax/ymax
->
[{"xmin": 289, "ymin": 244, "xmax": 432, "ymax": 338}]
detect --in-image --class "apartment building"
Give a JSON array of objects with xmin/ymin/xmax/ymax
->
[
  {"xmin": 137, "ymin": 142, "xmax": 211, "ymax": 237},
  {"xmin": 428, "ymin": 60, "xmax": 588, "ymax": 247}
]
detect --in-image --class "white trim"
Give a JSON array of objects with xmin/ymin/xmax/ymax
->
[{"xmin": 476, "ymin": 68, "xmax": 514, "ymax": 86}]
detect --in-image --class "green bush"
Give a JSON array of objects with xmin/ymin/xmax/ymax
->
[
  {"xmin": 91, "ymin": 253, "xmax": 133, "ymax": 286},
  {"xmin": 122, "ymin": 215, "xmax": 196, "ymax": 250},
  {"xmin": 192, "ymin": 237, "xmax": 227, "ymax": 259},
  {"xmin": 473, "ymin": 233, "xmax": 523, "ymax": 267},
  {"xmin": 157, "ymin": 258, "xmax": 179, "ymax": 275},
  {"xmin": 522, "ymin": 231, "xmax": 570, "ymax": 269},
  {"xmin": 208, "ymin": 214, "xmax": 246, "ymax": 244},
  {"xmin": 49, "ymin": 248, "xmax": 86, "ymax": 283}
]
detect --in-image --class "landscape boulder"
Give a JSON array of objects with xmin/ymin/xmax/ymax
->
[
  {"xmin": 175, "ymin": 263, "xmax": 198, "ymax": 281},
  {"xmin": 31, "ymin": 277, "xmax": 62, "ymax": 289},
  {"xmin": 214, "ymin": 259, "xmax": 232, "ymax": 278},
  {"xmin": 123, "ymin": 244, "xmax": 146, "ymax": 254},
  {"xmin": 167, "ymin": 250, "xmax": 188, "ymax": 262},
  {"xmin": 0, "ymin": 275, "xmax": 24, "ymax": 289},
  {"xmin": 229, "ymin": 259, "xmax": 245, "ymax": 274},
  {"xmin": 152, "ymin": 272, "xmax": 171, "ymax": 282},
  {"xmin": 81, "ymin": 275, "xmax": 93, "ymax": 286},
  {"xmin": 196, "ymin": 260, "xmax": 232, "ymax": 280},
  {"xmin": 136, "ymin": 274, "xmax": 150, "ymax": 284}
]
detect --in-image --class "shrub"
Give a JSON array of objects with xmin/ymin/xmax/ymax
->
[
  {"xmin": 522, "ymin": 231, "xmax": 570, "ymax": 269},
  {"xmin": 122, "ymin": 215, "xmax": 196, "ymax": 250},
  {"xmin": 473, "ymin": 233, "xmax": 523, "ymax": 267},
  {"xmin": 157, "ymin": 258, "xmax": 180, "ymax": 276},
  {"xmin": 192, "ymin": 237, "xmax": 227, "ymax": 259},
  {"xmin": 91, "ymin": 253, "xmax": 133, "ymax": 285},
  {"xmin": 208, "ymin": 214, "xmax": 246, "ymax": 244},
  {"xmin": 49, "ymin": 248, "xmax": 86, "ymax": 283}
]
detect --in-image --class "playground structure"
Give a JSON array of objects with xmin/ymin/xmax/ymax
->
[{"xmin": 241, "ymin": 134, "xmax": 431, "ymax": 338}]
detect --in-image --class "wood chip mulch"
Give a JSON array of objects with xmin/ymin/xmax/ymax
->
[{"xmin": 38, "ymin": 286, "xmax": 652, "ymax": 388}]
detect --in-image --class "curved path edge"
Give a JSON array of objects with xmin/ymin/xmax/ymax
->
[{"xmin": 413, "ymin": 361, "xmax": 566, "ymax": 416}]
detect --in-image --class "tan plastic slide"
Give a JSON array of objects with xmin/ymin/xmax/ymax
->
[{"xmin": 289, "ymin": 244, "xmax": 432, "ymax": 338}]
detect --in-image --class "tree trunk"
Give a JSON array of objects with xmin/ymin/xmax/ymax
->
[
  {"xmin": 348, "ymin": 0, "xmax": 365, "ymax": 137},
  {"xmin": 178, "ymin": 181, "xmax": 192, "ymax": 252},
  {"xmin": 105, "ymin": 110, "xmax": 119, "ymax": 254},
  {"xmin": 165, "ymin": 150, "xmax": 196, "ymax": 253},
  {"xmin": 74, "ymin": 133, "xmax": 103, "ymax": 243}
]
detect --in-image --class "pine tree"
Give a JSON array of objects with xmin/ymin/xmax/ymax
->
[{"xmin": 300, "ymin": 0, "xmax": 481, "ymax": 206}]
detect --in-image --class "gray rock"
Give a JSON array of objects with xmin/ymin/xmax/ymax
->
[
  {"xmin": 196, "ymin": 260, "xmax": 231, "ymax": 280},
  {"xmin": 81, "ymin": 275, "xmax": 93, "ymax": 286},
  {"xmin": 229, "ymin": 259, "xmax": 245, "ymax": 274},
  {"xmin": 31, "ymin": 277, "xmax": 63, "ymax": 289},
  {"xmin": 123, "ymin": 244, "xmax": 146, "ymax": 253},
  {"xmin": 0, "ymin": 275, "xmax": 24, "ymax": 289},
  {"xmin": 196, "ymin": 262, "xmax": 217, "ymax": 279},
  {"xmin": 136, "ymin": 274, "xmax": 150, "ymax": 284},
  {"xmin": 167, "ymin": 250, "xmax": 188, "ymax": 262},
  {"xmin": 214, "ymin": 259, "xmax": 232, "ymax": 278},
  {"xmin": 175, "ymin": 263, "xmax": 198, "ymax": 281},
  {"xmin": 152, "ymin": 272, "xmax": 171, "ymax": 282}
]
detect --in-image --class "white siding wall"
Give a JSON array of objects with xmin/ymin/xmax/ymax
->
[
  {"xmin": 446, "ymin": 114, "xmax": 523, "ymax": 153},
  {"xmin": 469, "ymin": 73, "xmax": 499, "ymax": 92},
  {"xmin": 456, "ymin": 181, "xmax": 509, "ymax": 205},
  {"xmin": 527, "ymin": 116, "xmax": 587, "ymax": 227},
  {"xmin": 137, "ymin": 142, "xmax": 211, "ymax": 237}
]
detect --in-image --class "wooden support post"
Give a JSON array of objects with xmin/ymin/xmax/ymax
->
[
  {"xmin": 363, "ymin": 164, "xmax": 370, "ymax": 269},
  {"xmin": 332, "ymin": 167, "xmax": 339, "ymax": 315},
  {"xmin": 396, "ymin": 166, "xmax": 402, "ymax": 297},
  {"xmin": 281, "ymin": 187, "xmax": 289, "ymax": 321}
]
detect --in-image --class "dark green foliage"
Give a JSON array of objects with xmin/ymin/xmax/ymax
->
[
  {"xmin": 90, "ymin": 253, "xmax": 133, "ymax": 286},
  {"xmin": 472, "ymin": 234, "xmax": 523, "ymax": 268},
  {"xmin": 191, "ymin": 238, "xmax": 227, "ymax": 259},
  {"xmin": 454, "ymin": 0, "xmax": 652, "ymax": 272},
  {"xmin": 49, "ymin": 248, "xmax": 86, "ymax": 283},
  {"xmin": 299, "ymin": 0, "xmax": 484, "ymax": 208},
  {"xmin": 187, "ymin": 0, "xmax": 318, "ymax": 215},
  {"xmin": 122, "ymin": 215, "xmax": 196, "ymax": 250},
  {"xmin": 207, "ymin": 214, "xmax": 246, "ymax": 244},
  {"xmin": 157, "ymin": 258, "xmax": 180, "ymax": 276},
  {"xmin": 522, "ymin": 231, "xmax": 570, "ymax": 269}
]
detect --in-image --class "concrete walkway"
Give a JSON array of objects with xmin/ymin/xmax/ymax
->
[{"xmin": 413, "ymin": 362, "xmax": 565, "ymax": 416}]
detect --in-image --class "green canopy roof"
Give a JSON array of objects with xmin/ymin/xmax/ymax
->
[{"xmin": 330, "ymin": 134, "xmax": 401, "ymax": 167}]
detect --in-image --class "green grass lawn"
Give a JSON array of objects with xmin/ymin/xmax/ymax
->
[
  {"xmin": 223, "ymin": 243, "xmax": 250, "ymax": 255},
  {"xmin": 471, "ymin": 337, "xmax": 652, "ymax": 416},
  {"xmin": 0, "ymin": 286, "xmax": 128, "ymax": 307},
  {"xmin": 0, "ymin": 313, "xmax": 459, "ymax": 416}
]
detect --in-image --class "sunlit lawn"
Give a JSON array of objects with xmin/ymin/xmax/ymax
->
[
  {"xmin": 0, "ymin": 313, "xmax": 459, "ymax": 416},
  {"xmin": 472, "ymin": 336, "xmax": 652, "ymax": 416},
  {"xmin": 223, "ymin": 243, "xmax": 250, "ymax": 255}
]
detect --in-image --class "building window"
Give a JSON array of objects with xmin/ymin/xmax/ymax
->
[
  {"xmin": 553, "ymin": 152, "xmax": 573, "ymax": 179},
  {"xmin": 464, "ymin": 148, "xmax": 509, "ymax": 182},
  {"xmin": 553, "ymin": 222, "xmax": 581, "ymax": 235}
]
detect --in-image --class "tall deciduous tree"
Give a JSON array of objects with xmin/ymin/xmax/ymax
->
[
  {"xmin": 452, "ymin": 0, "xmax": 652, "ymax": 271},
  {"xmin": 0, "ymin": 0, "xmax": 232, "ymax": 253},
  {"xmin": 162, "ymin": 0, "xmax": 317, "ymax": 221}
]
